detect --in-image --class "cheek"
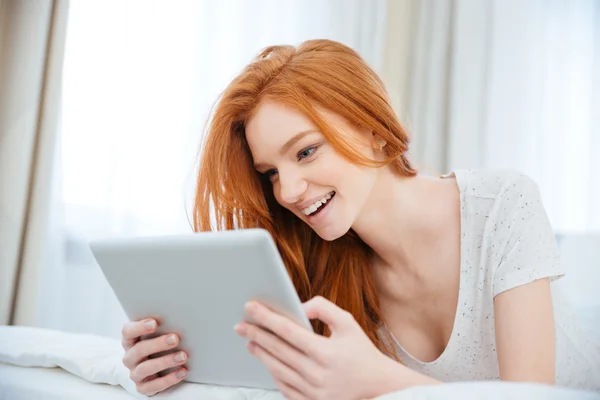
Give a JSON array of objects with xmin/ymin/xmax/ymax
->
[
  {"xmin": 314, "ymin": 152, "xmax": 354, "ymax": 184},
  {"xmin": 325, "ymin": 158, "xmax": 369, "ymax": 192},
  {"xmin": 334, "ymin": 164, "xmax": 379, "ymax": 219}
]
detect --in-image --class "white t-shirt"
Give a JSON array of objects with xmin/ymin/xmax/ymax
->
[{"xmin": 379, "ymin": 168, "xmax": 600, "ymax": 391}]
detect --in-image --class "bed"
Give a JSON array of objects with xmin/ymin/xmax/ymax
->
[
  {"xmin": 1, "ymin": 326, "xmax": 598, "ymax": 400},
  {"xmin": 0, "ymin": 363, "xmax": 136, "ymax": 400}
]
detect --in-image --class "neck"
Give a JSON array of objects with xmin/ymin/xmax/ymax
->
[{"xmin": 351, "ymin": 168, "xmax": 453, "ymax": 276}]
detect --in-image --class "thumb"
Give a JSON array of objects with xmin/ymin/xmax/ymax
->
[{"xmin": 302, "ymin": 296, "xmax": 353, "ymax": 333}]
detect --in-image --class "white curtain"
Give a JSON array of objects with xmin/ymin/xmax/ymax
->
[
  {"xmin": 482, "ymin": 0, "xmax": 600, "ymax": 233},
  {"xmin": 37, "ymin": 0, "xmax": 389, "ymax": 338},
  {"xmin": 0, "ymin": 0, "xmax": 69, "ymax": 325},
  {"xmin": 384, "ymin": 0, "xmax": 600, "ymax": 233}
]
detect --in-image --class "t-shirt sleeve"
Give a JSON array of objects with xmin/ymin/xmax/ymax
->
[{"xmin": 492, "ymin": 173, "xmax": 565, "ymax": 297}]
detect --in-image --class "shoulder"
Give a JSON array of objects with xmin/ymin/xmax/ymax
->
[{"xmin": 452, "ymin": 168, "xmax": 541, "ymax": 203}]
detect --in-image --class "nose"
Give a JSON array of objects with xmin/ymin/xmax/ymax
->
[{"xmin": 278, "ymin": 168, "xmax": 307, "ymax": 205}]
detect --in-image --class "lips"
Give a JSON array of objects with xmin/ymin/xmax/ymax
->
[
  {"xmin": 305, "ymin": 192, "xmax": 335, "ymax": 218},
  {"xmin": 301, "ymin": 191, "xmax": 335, "ymax": 216}
]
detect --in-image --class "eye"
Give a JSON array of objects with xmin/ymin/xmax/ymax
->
[
  {"xmin": 261, "ymin": 169, "xmax": 278, "ymax": 180},
  {"xmin": 297, "ymin": 146, "xmax": 317, "ymax": 161}
]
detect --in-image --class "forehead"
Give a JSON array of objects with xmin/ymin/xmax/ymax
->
[
  {"xmin": 245, "ymin": 100, "xmax": 315, "ymax": 146},
  {"xmin": 244, "ymin": 100, "xmax": 368, "ymax": 164}
]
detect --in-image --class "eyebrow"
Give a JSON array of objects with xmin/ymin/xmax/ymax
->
[{"xmin": 253, "ymin": 129, "xmax": 319, "ymax": 169}]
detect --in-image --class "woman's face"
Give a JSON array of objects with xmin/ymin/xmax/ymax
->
[{"xmin": 245, "ymin": 100, "xmax": 382, "ymax": 241}]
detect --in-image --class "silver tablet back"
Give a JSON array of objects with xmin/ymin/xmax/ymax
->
[{"xmin": 89, "ymin": 228, "xmax": 313, "ymax": 390}]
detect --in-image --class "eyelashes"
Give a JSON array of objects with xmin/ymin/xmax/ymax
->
[
  {"xmin": 297, "ymin": 145, "xmax": 317, "ymax": 161},
  {"xmin": 261, "ymin": 169, "xmax": 278, "ymax": 179},
  {"xmin": 260, "ymin": 144, "xmax": 321, "ymax": 181}
]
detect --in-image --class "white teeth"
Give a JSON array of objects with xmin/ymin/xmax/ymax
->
[{"xmin": 302, "ymin": 192, "xmax": 335, "ymax": 215}]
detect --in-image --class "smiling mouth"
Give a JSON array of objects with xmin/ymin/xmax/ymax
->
[{"xmin": 302, "ymin": 191, "xmax": 336, "ymax": 217}]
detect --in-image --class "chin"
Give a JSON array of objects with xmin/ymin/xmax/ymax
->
[{"xmin": 312, "ymin": 224, "xmax": 350, "ymax": 242}]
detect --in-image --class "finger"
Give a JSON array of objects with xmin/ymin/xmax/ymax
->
[
  {"xmin": 130, "ymin": 350, "xmax": 188, "ymax": 384},
  {"xmin": 122, "ymin": 336, "xmax": 140, "ymax": 352},
  {"xmin": 122, "ymin": 319, "xmax": 157, "ymax": 350},
  {"xmin": 141, "ymin": 373, "xmax": 158, "ymax": 383},
  {"xmin": 302, "ymin": 296, "xmax": 354, "ymax": 333},
  {"xmin": 136, "ymin": 367, "xmax": 187, "ymax": 397},
  {"xmin": 236, "ymin": 323, "xmax": 318, "ymax": 385},
  {"xmin": 122, "ymin": 333, "xmax": 180, "ymax": 369},
  {"xmin": 244, "ymin": 302, "xmax": 323, "ymax": 357},
  {"xmin": 248, "ymin": 342, "xmax": 313, "ymax": 400}
]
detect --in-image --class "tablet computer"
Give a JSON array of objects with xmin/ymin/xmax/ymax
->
[{"xmin": 89, "ymin": 228, "xmax": 313, "ymax": 390}]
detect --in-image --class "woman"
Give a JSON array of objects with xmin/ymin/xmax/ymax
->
[{"xmin": 120, "ymin": 39, "xmax": 599, "ymax": 398}]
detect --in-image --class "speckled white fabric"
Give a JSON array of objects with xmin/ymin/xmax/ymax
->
[{"xmin": 380, "ymin": 169, "xmax": 600, "ymax": 391}]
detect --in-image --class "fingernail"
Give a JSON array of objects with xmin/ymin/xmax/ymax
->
[
  {"xmin": 144, "ymin": 320, "xmax": 156, "ymax": 331},
  {"xmin": 173, "ymin": 352, "xmax": 186, "ymax": 362},
  {"xmin": 176, "ymin": 369, "xmax": 187, "ymax": 379},
  {"xmin": 245, "ymin": 302, "xmax": 257, "ymax": 312},
  {"xmin": 234, "ymin": 324, "xmax": 246, "ymax": 335},
  {"xmin": 167, "ymin": 334, "xmax": 177, "ymax": 345}
]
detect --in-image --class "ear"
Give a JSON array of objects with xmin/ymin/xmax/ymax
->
[{"xmin": 371, "ymin": 134, "xmax": 386, "ymax": 150}]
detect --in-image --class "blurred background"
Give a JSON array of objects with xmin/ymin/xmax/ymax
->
[{"xmin": 0, "ymin": 0, "xmax": 598, "ymax": 339}]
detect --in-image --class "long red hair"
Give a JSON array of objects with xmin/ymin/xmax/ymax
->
[{"xmin": 193, "ymin": 39, "xmax": 416, "ymax": 358}]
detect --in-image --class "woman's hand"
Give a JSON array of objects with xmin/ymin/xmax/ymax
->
[
  {"xmin": 121, "ymin": 319, "xmax": 188, "ymax": 396},
  {"xmin": 234, "ymin": 296, "xmax": 407, "ymax": 400}
]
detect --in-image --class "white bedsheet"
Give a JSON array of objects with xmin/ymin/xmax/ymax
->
[
  {"xmin": 0, "ymin": 326, "xmax": 598, "ymax": 400},
  {"xmin": 0, "ymin": 363, "xmax": 136, "ymax": 400}
]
